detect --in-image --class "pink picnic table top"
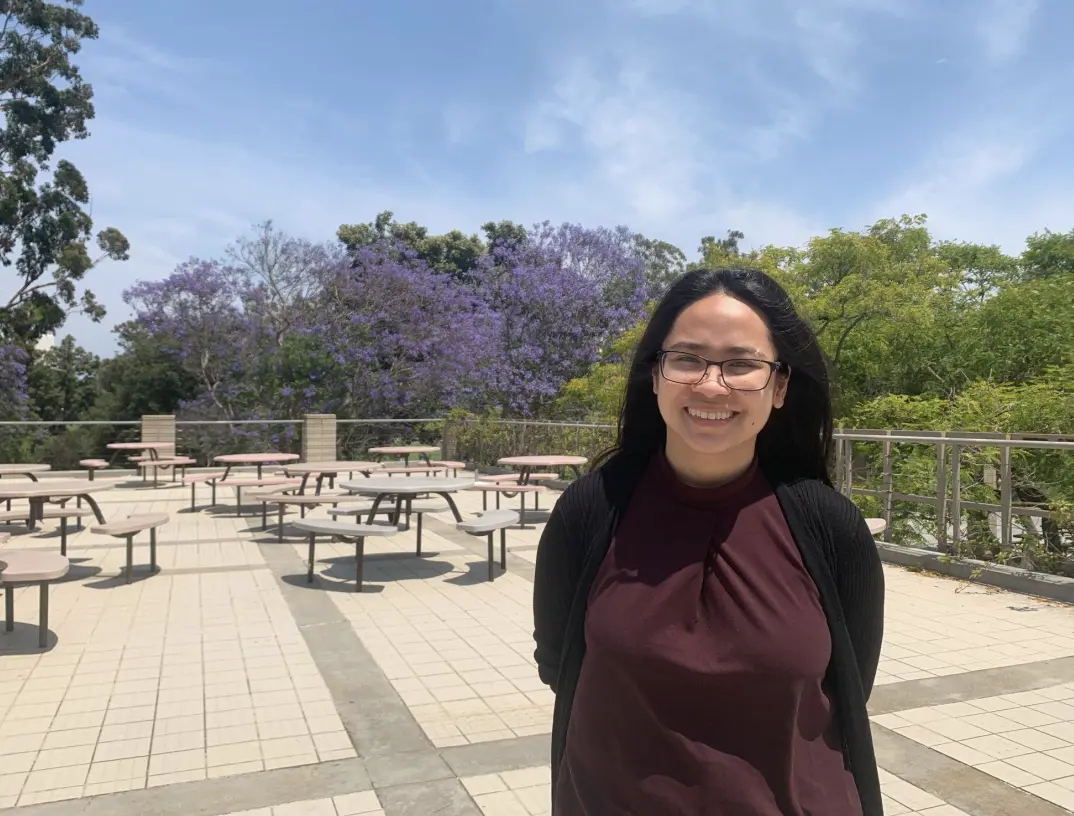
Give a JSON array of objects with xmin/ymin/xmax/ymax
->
[
  {"xmin": 212, "ymin": 453, "xmax": 301, "ymax": 464},
  {"xmin": 497, "ymin": 455, "xmax": 588, "ymax": 467},
  {"xmin": 0, "ymin": 480, "xmax": 114, "ymax": 499},
  {"xmin": 106, "ymin": 442, "xmax": 174, "ymax": 450},
  {"xmin": 0, "ymin": 464, "xmax": 51, "ymax": 476},
  {"xmin": 867, "ymin": 518, "xmax": 887, "ymax": 536}
]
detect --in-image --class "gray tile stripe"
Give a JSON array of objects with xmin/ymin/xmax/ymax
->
[
  {"xmin": 440, "ymin": 734, "xmax": 550, "ymax": 778},
  {"xmin": 870, "ymin": 655, "xmax": 1074, "ymax": 715},
  {"xmin": 376, "ymin": 778, "xmax": 481, "ymax": 815},
  {"xmin": 7, "ymin": 758, "xmax": 372, "ymax": 816},
  {"xmin": 872, "ymin": 724, "xmax": 1073, "ymax": 816},
  {"xmin": 256, "ymin": 536, "xmax": 485, "ymax": 814},
  {"xmin": 257, "ymin": 538, "xmax": 434, "ymax": 759}
]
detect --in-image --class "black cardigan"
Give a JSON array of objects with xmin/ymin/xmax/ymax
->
[{"xmin": 533, "ymin": 452, "xmax": 886, "ymax": 815}]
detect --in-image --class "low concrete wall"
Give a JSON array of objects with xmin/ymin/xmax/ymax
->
[{"xmin": 877, "ymin": 541, "xmax": 1074, "ymax": 605}]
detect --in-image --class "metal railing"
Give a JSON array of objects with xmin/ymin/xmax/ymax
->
[
  {"xmin": 833, "ymin": 430, "xmax": 1074, "ymax": 564},
  {"xmin": 442, "ymin": 417, "xmax": 616, "ymax": 467},
  {"xmin": 3, "ymin": 417, "xmax": 1072, "ymax": 564},
  {"xmin": 443, "ymin": 419, "xmax": 1074, "ymax": 564}
]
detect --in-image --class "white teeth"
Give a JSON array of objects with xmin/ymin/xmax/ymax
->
[{"xmin": 687, "ymin": 408, "xmax": 734, "ymax": 421}]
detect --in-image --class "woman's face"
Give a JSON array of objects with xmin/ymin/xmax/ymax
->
[{"xmin": 652, "ymin": 292, "xmax": 789, "ymax": 475}]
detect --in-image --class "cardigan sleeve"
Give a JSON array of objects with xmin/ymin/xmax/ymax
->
[
  {"xmin": 831, "ymin": 492, "xmax": 886, "ymax": 699},
  {"xmin": 532, "ymin": 481, "xmax": 586, "ymax": 694}
]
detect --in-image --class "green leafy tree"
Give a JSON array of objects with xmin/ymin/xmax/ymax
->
[
  {"xmin": 633, "ymin": 234, "xmax": 687, "ymax": 298},
  {"xmin": 481, "ymin": 219, "xmax": 528, "ymax": 249},
  {"xmin": 92, "ymin": 323, "xmax": 199, "ymax": 420},
  {"xmin": 27, "ymin": 333, "xmax": 97, "ymax": 420},
  {"xmin": 959, "ymin": 275, "xmax": 1074, "ymax": 384},
  {"xmin": 0, "ymin": 0, "xmax": 129, "ymax": 345},
  {"xmin": 338, "ymin": 211, "xmax": 485, "ymax": 282},
  {"xmin": 763, "ymin": 216, "xmax": 953, "ymax": 412},
  {"xmin": 935, "ymin": 241, "xmax": 1020, "ymax": 306},
  {"xmin": 693, "ymin": 229, "xmax": 759, "ymax": 270},
  {"xmin": 1023, "ymin": 228, "xmax": 1074, "ymax": 280}
]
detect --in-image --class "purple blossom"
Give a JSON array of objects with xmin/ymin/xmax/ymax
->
[{"xmin": 122, "ymin": 221, "xmax": 650, "ymax": 423}]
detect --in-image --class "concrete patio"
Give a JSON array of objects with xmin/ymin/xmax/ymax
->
[{"xmin": 2, "ymin": 474, "xmax": 1074, "ymax": 814}]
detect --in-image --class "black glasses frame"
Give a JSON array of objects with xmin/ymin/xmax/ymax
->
[{"xmin": 656, "ymin": 350, "xmax": 784, "ymax": 391}]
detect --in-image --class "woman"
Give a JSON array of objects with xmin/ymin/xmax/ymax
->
[{"xmin": 533, "ymin": 267, "xmax": 885, "ymax": 815}]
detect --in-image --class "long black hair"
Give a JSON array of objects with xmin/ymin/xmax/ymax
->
[{"xmin": 594, "ymin": 267, "xmax": 834, "ymax": 486}]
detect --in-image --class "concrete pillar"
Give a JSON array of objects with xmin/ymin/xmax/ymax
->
[
  {"xmin": 141, "ymin": 415, "xmax": 176, "ymax": 456},
  {"xmin": 302, "ymin": 414, "xmax": 337, "ymax": 462}
]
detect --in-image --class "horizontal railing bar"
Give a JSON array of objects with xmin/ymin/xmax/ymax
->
[
  {"xmin": 851, "ymin": 487, "xmax": 941, "ymax": 507},
  {"xmin": 836, "ymin": 432, "xmax": 1074, "ymax": 451},
  {"xmin": 850, "ymin": 490, "xmax": 1059, "ymax": 520},
  {"xmin": 336, "ymin": 418, "xmax": 445, "ymax": 425},
  {"xmin": 458, "ymin": 419, "xmax": 615, "ymax": 429},
  {"xmin": 0, "ymin": 420, "xmax": 140, "ymax": 426},
  {"xmin": 176, "ymin": 420, "xmax": 302, "ymax": 426},
  {"xmin": 957, "ymin": 500, "xmax": 1057, "ymax": 519}
]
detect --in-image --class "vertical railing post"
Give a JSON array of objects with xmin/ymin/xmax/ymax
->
[
  {"xmin": 935, "ymin": 436, "xmax": 948, "ymax": 551},
  {"xmin": 1000, "ymin": 439, "xmax": 1013, "ymax": 549},
  {"xmin": 951, "ymin": 443, "xmax": 962, "ymax": 552},
  {"xmin": 843, "ymin": 438, "xmax": 853, "ymax": 498},
  {"xmin": 833, "ymin": 435, "xmax": 844, "ymax": 493},
  {"xmin": 882, "ymin": 435, "xmax": 893, "ymax": 542}
]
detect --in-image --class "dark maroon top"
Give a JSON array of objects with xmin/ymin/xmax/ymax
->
[{"xmin": 554, "ymin": 452, "xmax": 862, "ymax": 815}]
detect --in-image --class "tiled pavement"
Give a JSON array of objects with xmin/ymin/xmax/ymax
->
[{"xmin": 2, "ymin": 473, "xmax": 1074, "ymax": 814}]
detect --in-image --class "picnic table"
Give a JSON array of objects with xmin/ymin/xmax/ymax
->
[
  {"xmin": 213, "ymin": 452, "xmax": 301, "ymax": 480},
  {"xmin": 339, "ymin": 475, "xmax": 473, "ymax": 524},
  {"xmin": 368, "ymin": 446, "xmax": 440, "ymax": 467},
  {"xmin": 0, "ymin": 464, "xmax": 51, "ymax": 481},
  {"xmin": 0, "ymin": 480, "xmax": 113, "ymax": 528},
  {"xmin": 497, "ymin": 455, "xmax": 588, "ymax": 482},
  {"xmin": 106, "ymin": 442, "xmax": 174, "ymax": 464},
  {"xmin": 0, "ymin": 465, "xmax": 52, "ymax": 509},
  {"xmin": 281, "ymin": 461, "xmax": 383, "ymax": 494}
]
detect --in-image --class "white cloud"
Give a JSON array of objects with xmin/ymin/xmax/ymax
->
[
  {"xmin": 524, "ymin": 56, "xmax": 706, "ymax": 222},
  {"xmin": 519, "ymin": 0, "xmax": 909, "ymax": 246},
  {"xmin": 80, "ymin": 25, "xmax": 223, "ymax": 109},
  {"xmin": 867, "ymin": 123, "xmax": 1068, "ymax": 252},
  {"xmin": 614, "ymin": 0, "xmax": 914, "ymax": 90},
  {"xmin": 977, "ymin": 0, "xmax": 1038, "ymax": 65}
]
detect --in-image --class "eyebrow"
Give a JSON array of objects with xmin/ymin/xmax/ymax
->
[{"xmin": 666, "ymin": 340, "xmax": 765, "ymax": 357}]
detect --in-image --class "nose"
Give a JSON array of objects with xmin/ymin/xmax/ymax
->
[{"xmin": 692, "ymin": 365, "xmax": 732, "ymax": 395}]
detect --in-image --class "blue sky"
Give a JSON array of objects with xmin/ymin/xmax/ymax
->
[{"xmin": 46, "ymin": 0, "xmax": 1074, "ymax": 354}]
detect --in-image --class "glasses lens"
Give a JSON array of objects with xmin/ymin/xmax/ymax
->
[
  {"xmin": 722, "ymin": 359, "xmax": 773, "ymax": 390},
  {"xmin": 662, "ymin": 352, "xmax": 708, "ymax": 383}
]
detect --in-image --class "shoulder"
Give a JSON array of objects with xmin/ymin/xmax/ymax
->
[
  {"xmin": 553, "ymin": 453, "xmax": 647, "ymax": 527},
  {"xmin": 778, "ymin": 478, "xmax": 871, "ymax": 550},
  {"xmin": 783, "ymin": 478, "xmax": 863, "ymax": 519}
]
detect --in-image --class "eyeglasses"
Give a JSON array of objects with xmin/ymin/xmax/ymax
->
[{"xmin": 656, "ymin": 350, "xmax": 784, "ymax": 391}]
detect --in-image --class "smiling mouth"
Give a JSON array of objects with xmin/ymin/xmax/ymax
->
[{"xmin": 685, "ymin": 407, "xmax": 737, "ymax": 422}]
